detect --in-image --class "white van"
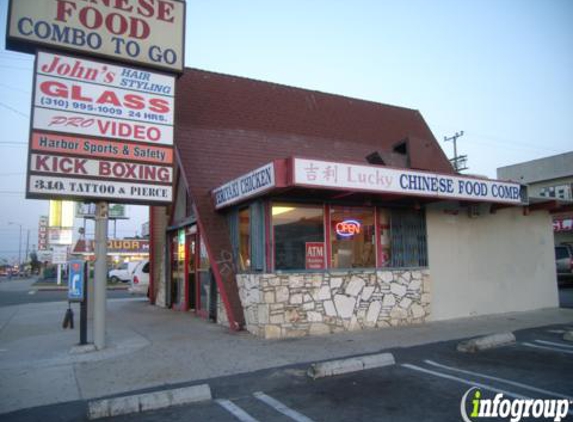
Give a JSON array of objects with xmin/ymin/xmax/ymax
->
[
  {"xmin": 108, "ymin": 261, "xmax": 142, "ymax": 283},
  {"xmin": 129, "ymin": 260, "xmax": 149, "ymax": 295}
]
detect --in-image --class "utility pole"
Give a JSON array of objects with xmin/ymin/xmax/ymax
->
[
  {"xmin": 444, "ymin": 131, "xmax": 468, "ymax": 173},
  {"xmin": 8, "ymin": 222, "xmax": 23, "ymax": 270},
  {"xmin": 25, "ymin": 229, "xmax": 29, "ymax": 268},
  {"xmin": 94, "ymin": 202, "xmax": 109, "ymax": 350}
]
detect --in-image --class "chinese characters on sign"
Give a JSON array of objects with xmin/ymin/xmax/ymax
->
[{"xmin": 294, "ymin": 158, "xmax": 524, "ymax": 205}]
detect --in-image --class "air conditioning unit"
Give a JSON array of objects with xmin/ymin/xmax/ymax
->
[{"xmin": 468, "ymin": 204, "xmax": 480, "ymax": 218}]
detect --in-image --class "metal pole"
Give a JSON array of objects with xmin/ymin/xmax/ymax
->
[
  {"xmin": 80, "ymin": 261, "xmax": 88, "ymax": 345},
  {"xmin": 25, "ymin": 229, "xmax": 29, "ymax": 271},
  {"xmin": 94, "ymin": 202, "xmax": 108, "ymax": 350},
  {"xmin": 57, "ymin": 264, "xmax": 62, "ymax": 285},
  {"xmin": 18, "ymin": 224, "xmax": 22, "ymax": 270}
]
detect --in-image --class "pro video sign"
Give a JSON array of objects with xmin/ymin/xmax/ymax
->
[
  {"xmin": 27, "ymin": 51, "xmax": 174, "ymax": 204},
  {"xmin": 7, "ymin": 0, "xmax": 185, "ymax": 72}
]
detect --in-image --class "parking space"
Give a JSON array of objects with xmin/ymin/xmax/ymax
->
[
  {"xmin": 7, "ymin": 323, "xmax": 572, "ymax": 422},
  {"xmin": 126, "ymin": 324, "xmax": 573, "ymax": 422}
]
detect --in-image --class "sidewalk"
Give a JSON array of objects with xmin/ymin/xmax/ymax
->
[{"xmin": 1, "ymin": 298, "xmax": 572, "ymax": 415}]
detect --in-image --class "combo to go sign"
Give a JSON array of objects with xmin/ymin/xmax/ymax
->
[{"xmin": 7, "ymin": 0, "xmax": 186, "ymax": 72}]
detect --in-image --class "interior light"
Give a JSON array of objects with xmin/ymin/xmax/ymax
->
[{"xmin": 272, "ymin": 206, "xmax": 295, "ymax": 216}]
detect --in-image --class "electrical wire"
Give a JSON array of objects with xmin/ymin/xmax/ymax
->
[{"xmin": 0, "ymin": 102, "xmax": 29, "ymax": 118}]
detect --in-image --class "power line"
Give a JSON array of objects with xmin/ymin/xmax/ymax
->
[
  {"xmin": 0, "ymin": 64, "xmax": 33, "ymax": 71},
  {"xmin": 0, "ymin": 102, "xmax": 29, "ymax": 118},
  {"xmin": 0, "ymin": 82, "xmax": 31, "ymax": 95},
  {"xmin": 0, "ymin": 49, "xmax": 33, "ymax": 58}
]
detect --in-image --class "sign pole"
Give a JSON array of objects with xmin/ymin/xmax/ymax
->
[
  {"xmin": 80, "ymin": 261, "xmax": 88, "ymax": 345},
  {"xmin": 94, "ymin": 202, "xmax": 108, "ymax": 350}
]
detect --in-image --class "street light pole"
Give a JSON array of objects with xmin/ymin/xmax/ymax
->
[{"xmin": 8, "ymin": 222, "xmax": 23, "ymax": 270}]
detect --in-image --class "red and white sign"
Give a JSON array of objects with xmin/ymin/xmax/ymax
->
[
  {"xmin": 29, "ymin": 175, "xmax": 172, "ymax": 204},
  {"xmin": 32, "ymin": 132, "xmax": 172, "ymax": 165},
  {"xmin": 35, "ymin": 74, "xmax": 174, "ymax": 125},
  {"xmin": 49, "ymin": 228, "xmax": 73, "ymax": 245},
  {"xmin": 33, "ymin": 108, "xmax": 173, "ymax": 146},
  {"xmin": 31, "ymin": 153, "xmax": 173, "ymax": 183},
  {"xmin": 38, "ymin": 215, "xmax": 48, "ymax": 251},
  {"xmin": 293, "ymin": 158, "xmax": 524, "ymax": 205},
  {"xmin": 305, "ymin": 242, "xmax": 326, "ymax": 270},
  {"xmin": 27, "ymin": 52, "xmax": 174, "ymax": 204},
  {"xmin": 554, "ymin": 218, "xmax": 573, "ymax": 232}
]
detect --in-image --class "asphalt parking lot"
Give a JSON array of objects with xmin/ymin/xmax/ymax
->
[{"xmin": 16, "ymin": 323, "xmax": 570, "ymax": 422}]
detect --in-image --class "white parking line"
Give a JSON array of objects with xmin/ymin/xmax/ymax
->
[
  {"xmin": 403, "ymin": 364, "xmax": 528, "ymax": 399},
  {"xmin": 216, "ymin": 399, "xmax": 261, "ymax": 422},
  {"xmin": 28, "ymin": 290, "xmax": 37, "ymax": 295},
  {"xmin": 534, "ymin": 339, "xmax": 573, "ymax": 350},
  {"xmin": 254, "ymin": 392, "xmax": 316, "ymax": 422},
  {"xmin": 424, "ymin": 360, "xmax": 573, "ymax": 400},
  {"xmin": 402, "ymin": 364, "xmax": 573, "ymax": 417},
  {"xmin": 522, "ymin": 342, "xmax": 573, "ymax": 355}
]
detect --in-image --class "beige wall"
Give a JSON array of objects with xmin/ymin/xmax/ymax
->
[{"xmin": 426, "ymin": 203, "xmax": 558, "ymax": 321}]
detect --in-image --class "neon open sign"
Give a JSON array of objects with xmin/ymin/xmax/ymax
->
[{"xmin": 335, "ymin": 220, "xmax": 361, "ymax": 237}]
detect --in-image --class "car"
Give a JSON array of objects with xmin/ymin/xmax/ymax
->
[
  {"xmin": 108, "ymin": 261, "xmax": 142, "ymax": 283},
  {"xmin": 129, "ymin": 260, "xmax": 149, "ymax": 295},
  {"xmin": 555, "ymin": 244, "xmax": 573, "ymax": 285}
]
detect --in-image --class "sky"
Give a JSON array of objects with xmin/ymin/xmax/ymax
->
[{"xmin": 0, "ymin": 0, "xmax": 572, "ymax": 263}]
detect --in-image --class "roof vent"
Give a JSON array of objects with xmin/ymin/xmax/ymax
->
[
  {"xmin": 393, "ymin": 141, "xmax": 408, "ymax": 155},
  {"xmin": 366, "ymin": 152, "xmax": 385, "ymax": 165}
]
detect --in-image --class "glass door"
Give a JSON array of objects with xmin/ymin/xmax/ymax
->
[
  {"xmin": 197, "ymin": 235, "xmax": 210, "ymax": 318},
  {"xmin": 187, "ymin": 234, "xmax": 197, "ymax": 311}
]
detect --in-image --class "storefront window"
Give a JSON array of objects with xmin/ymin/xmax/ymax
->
[
  {"xmin": 378, "ymin": 208, "xmax": 391, "ymax": 267},
  {"xmin": 198, "ymin": 235, "xmax": 210, "ymax": 314},
  {"xmin": 331, "ymin": 206, "xmax": 375, "ymax": 268},
  {"xmin": 273, "ymin": 204, "xmax": 324, "ymax": 270},
  {"xmin": 170, "ymin": 233, "xmax": 185, "ymax": 306},
  {"xmin": 389, "ymin": 208, "xmax": 428, "ymax": 267},
  {"xmin": 239, "ymin": 208, "xmax": 251, "ymax": 270}
]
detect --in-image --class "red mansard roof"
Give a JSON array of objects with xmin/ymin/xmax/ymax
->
[{"xmin": 173, "ymin": 68, "xmax": 453, "ymax": 329}]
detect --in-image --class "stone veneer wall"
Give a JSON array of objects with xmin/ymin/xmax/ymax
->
[{"xmin": 232, "ymin": 270, "xmax": 430, "ymax": 339}]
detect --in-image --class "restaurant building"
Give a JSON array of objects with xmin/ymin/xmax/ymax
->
[{"xmin": 148, "ymin": 69, "xmax": 559, "ymax": 339}]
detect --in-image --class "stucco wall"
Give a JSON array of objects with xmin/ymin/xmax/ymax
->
[{"xmin": 426, "ymin": 203, "xmax": 558, "ymax": 321}]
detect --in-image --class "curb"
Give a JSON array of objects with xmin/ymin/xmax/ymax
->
[
  {"xmin": 307, "ymin": 352, "xmax": 395, "ymax": 379},
  {"xmin": 457, "ymin": 332, "xmax": 516, "ymax": 353},
  {"xmin": 87, "ymin": 384, "xmax": 212, "ymax": 420}
]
